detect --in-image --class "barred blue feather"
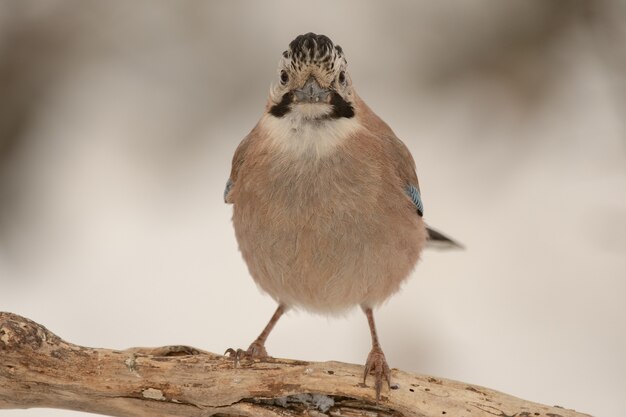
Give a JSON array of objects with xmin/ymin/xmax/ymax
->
[
  {"xmin": 405, "ymin": 184, "xmax": 423, "ymax": 217},
  {"xmin": 224, "ymin": 178, "xmax": 233, "ymax": 203}
]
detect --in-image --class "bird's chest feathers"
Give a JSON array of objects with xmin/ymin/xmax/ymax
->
[
  {"xmin": 261, "ymin": 112, "xmax": 361, "ymax": 158},
  {"xmin": 251, "ymin": 117, "xmax": 381, "ymax": 220}
]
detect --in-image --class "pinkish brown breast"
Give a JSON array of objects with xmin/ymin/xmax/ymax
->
[{"xmin": 231, "ymin": 120, "xmax": 426, "ymax": 315}]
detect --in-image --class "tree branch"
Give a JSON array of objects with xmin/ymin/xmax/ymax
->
[{"xmin": 0, "ymin": 312, "xmax": 591, "ymax": 417}]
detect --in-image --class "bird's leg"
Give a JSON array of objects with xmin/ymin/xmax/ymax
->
[
  {"xmin": 225, "ymin": 304, "xmax": 285, "ymax": 365},
  {"xmin": 245, "ymin": 304, "xmax": 285, "ymax": 356},
  {"xmin": 362, "ymin": 307, "xmax": 391, "ymax": 402}
]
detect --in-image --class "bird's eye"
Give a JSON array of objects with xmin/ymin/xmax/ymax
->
[
  {"xmin": 338, "ymin": 71, "xmax": 346, "ymax": 85},
  {"xmin": 280, "ymin": 70, "xmax": 289, "ymax": 85}
]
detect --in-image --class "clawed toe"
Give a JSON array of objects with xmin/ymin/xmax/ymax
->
[
  {"xmin": 363, "ymin": 346, "xmax": 392, "ymax": 402},
  {"xmin": 224, "ymin": 347, "xmax": 245, "ymax": 366},
  {"xmin": 224, "ymin": 341, "xmax": 268, "ymax": 366}
]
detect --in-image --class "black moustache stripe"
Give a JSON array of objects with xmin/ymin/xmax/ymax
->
[
  {"xmin": 268, "ymin": 91, "xmax": 354, "ymax": 119},
  {"xmin": 329, "ymin": 91, "xmax": 354, "ymax": 119},
  {"xmin": 269, "ymin": 92, "xmax": 294, "ymax": 117}
]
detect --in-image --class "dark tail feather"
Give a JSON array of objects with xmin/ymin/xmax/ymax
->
[{"xmin": 425, "ymin": 226, "xmax": 464, "ymax": 250}]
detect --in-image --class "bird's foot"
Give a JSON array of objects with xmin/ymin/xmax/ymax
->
[
  {"xmin": 224, "ymin": 341, "xmax": 268, "ymax": 366},
  {"xmin": 363, "ymin": 345, "xmax": 391, "ymax": 402}
]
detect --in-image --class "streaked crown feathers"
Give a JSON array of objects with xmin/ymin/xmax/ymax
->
[{"xmin": 285, "ymin": 33, "xmax": 345, "ymax": 71}]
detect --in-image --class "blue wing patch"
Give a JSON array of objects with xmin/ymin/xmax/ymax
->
[
  {"xmin": 405, "ymin": 184, "xmax": 424, "ymax": 217},
  {"xmin": 224, "ymin": 178, "xmax": 233, "ymax": 203}
]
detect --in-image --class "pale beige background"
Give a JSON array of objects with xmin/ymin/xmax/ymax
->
[{"xmin": 1, "ymin": 1, "xmax": 625, "ymax": 417}]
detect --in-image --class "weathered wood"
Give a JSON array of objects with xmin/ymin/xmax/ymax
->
[{"xmin": 0, "ymin": 312, "xmax": 591, "ymax": 417}]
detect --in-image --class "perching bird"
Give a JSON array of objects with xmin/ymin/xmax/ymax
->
[{"xmin": 224, "ymin": 33, "xmax": 460, "ymax": 401}]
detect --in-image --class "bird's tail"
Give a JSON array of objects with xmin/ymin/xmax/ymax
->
[{"xmin": 425, "ymin": 226, "xmax": 464, "ymax": 250}]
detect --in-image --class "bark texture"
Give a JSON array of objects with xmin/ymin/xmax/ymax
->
[{"xmin": 0, "ymin": 312, "xmax": 591, "ymax": 417}]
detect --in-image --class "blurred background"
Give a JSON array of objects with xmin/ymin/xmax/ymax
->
[{"xmin": 1, "ymin": 1, "xmax": 625, "ymax": 416}]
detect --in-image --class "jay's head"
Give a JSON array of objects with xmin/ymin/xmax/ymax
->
[{"xmin": 269, "ymin": 33, "xmax": 355, "ymax": 120}]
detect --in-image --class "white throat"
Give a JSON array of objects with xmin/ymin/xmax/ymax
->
[{"xmin": 262, "ymin": 106, "xmax": 360, "ymax": 158}]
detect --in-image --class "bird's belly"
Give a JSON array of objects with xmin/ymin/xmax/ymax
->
[{"xmin": 233, "ymin": 177, "xmax": 425, "ymax": 314}]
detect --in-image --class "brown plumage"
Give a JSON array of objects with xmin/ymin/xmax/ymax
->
[
  {"xmin": 228, "ymin": 94, "xmax": 426, "ymax": 313},
  {"xmin": 224, "ymin": 33, "xmax": 456, "ymax": 401}
]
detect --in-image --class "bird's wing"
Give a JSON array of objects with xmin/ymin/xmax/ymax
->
[
  {"xmin": 382, "ymin": 132, "xmax": 424, "ymax": 216},
  {"xmin": 223, "ymin": 178, "xmax": 234, "ymax": 203},
  {"xmin": 355, "ymin": 94, "xmax": 424, "ymax": 215},
  {"xmin": 224, "ymin": 134, "xmax": 252, "ymax": 204},
  {"xmin": 404, "ymin": 184, "xmax": 424, "ymax": 217}
]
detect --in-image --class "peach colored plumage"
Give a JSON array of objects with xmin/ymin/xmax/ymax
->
[{"xmin": 224, "ymin": 33, "xmax": 459, "ymax": 401}]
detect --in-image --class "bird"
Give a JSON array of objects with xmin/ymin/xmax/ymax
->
[{"xmin": 224, "ymin": 32, "xmax": 460, "ymax": 401}]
